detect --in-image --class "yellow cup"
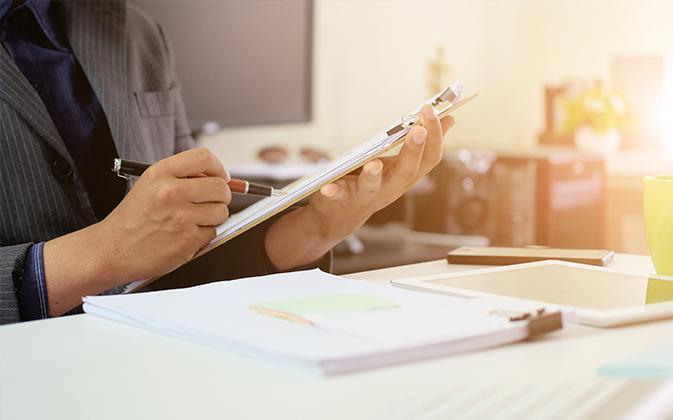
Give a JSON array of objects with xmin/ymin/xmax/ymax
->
[{"xmin": 644, "ymin": 175, "xmax": 673, "ymax": 276}]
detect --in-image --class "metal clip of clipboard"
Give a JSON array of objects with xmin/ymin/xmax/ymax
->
[
  {"xmin": 490, "ymin": 308, "xmax": 564, "ymax": 339},
  {"xmin": 385, "ymin": 81, "xmax": 465, "ymax": 139}
]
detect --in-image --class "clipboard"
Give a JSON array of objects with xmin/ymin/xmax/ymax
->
[
  {"xmin": 86, "ymin": 269, "xmax": 565, "ymax": 375},
  {"xmin": 124, "ymin": 83, "xmax": 477, "ymax": 293}
]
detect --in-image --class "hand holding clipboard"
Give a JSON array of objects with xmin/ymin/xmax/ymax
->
[{"xmin": 124, "ymin": 82, "xmax": 477, "ymax": 293}]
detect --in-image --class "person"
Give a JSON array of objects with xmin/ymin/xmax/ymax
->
[{"xmin": 0, "ymin": 0, "xmax": 454, "ymax": 324}]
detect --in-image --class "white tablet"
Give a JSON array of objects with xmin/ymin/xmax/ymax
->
[{"xmin": 392, "ymin": 260, "xmax": 673, "ymax": 327}]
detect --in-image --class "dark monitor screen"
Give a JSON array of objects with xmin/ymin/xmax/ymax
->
[{"xmin": 133, "ymin": 0, "xmax": 313, "ymax": 129}]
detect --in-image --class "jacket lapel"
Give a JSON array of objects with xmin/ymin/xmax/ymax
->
[
  {"xmin": 0, "ymin": 48, "xmax": 73, "ymax": 162},
  {"xmin": 63, "ymin": 0, "xmax": 133, "ymax": 159}
]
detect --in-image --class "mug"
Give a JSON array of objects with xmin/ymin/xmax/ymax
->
[{"xmin": 644, "ymin": 175, "xmax": 673, "ymax": 276}]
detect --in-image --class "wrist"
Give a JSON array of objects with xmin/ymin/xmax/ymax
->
[
  {"xmin": 303, "ymin": 203, "xmax": 370, "ymax": 245},
  {"xmin": 265, "ymin": 206, "xmax": 340, "ymax": 271},
  {"xmin": 81, "ymin": 221, "xmax": 123, "ymax": 290},
  {"xmin": 42, "ymin": 220, "xmax": 126, "ymax": 316},
  {"xmin": 300, "ymin": 205, "xmax": 347, "ymax": 247},
  {"xmin": 51, "ymin": 221, "xmax": 123, "ymax": 291}
]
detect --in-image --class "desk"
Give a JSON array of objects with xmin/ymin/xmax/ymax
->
[{"xmin": 0, "ymin": 254, "xmax": 664, "ymax": 420}]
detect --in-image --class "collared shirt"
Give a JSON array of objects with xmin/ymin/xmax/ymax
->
[{"xmin": 0, "ymin": 0, "xmax": 126, "ymax": 320}]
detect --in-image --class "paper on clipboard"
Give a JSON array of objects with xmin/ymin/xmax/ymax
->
[{"xmin": 124, "ymin": 84, "xmax": 477, "ymax": 293}]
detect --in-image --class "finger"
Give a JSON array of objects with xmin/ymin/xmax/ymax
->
[
  {"xmin": 179, "ymin": 177, "xmax": 232, "ymax": 205},
  {"xmin": 389, "ymin": 125, "xmax": 426, "ymax": 189},
  {"xmin": 440, "ymin": 115, "xmax": 455, "ymax": 135},
  {"xmin": 376, "ymin": 156, "xmax": 397, "ymax": 172},
  {"xmin": 356, "ymin": 160, "xmax": 383, "ymax": 202},
  {"xmin": 320, "ymin": 180, "xmax": 348, "ymax": 201},
  {"xmin": 191, "ymin": 202, "xmax": 230, "ymax": 227},
  {"xmin": 418, "ymin": 104, "xmax": 444, "ymax": 172},
  {"xmin": 157, "ymin": 148, "xmax": 229, "ymax": 179}
]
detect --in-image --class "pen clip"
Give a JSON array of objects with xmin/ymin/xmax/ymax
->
[{"xmin": 112, "ymin": 158, "xmax": 132, "ymax": 180}]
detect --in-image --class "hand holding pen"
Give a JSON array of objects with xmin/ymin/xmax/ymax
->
[{"xmin": 82, "ymin": 148, "xmax": 251, "ymax": 290}]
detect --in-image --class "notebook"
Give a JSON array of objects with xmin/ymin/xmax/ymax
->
[
  {"xmin": 124, "ymin": 84, "xmax": 477, "ymax": 293},
  {"xmin": 84, "ymin": 269, "xmax": 565, "ymax": 375}
]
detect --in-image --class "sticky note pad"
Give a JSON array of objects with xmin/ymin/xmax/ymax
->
[
  {"xmin": 250, "ymin": 294, "xmax": 398, "ymax": 324},
  {"xmin": 599, "ymin": 343, "xmax": 673, "ymax": 380}
]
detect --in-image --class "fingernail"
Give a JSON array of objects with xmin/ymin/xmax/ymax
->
[
  {"xmin": 422, "ymin": 104, "xmax": 437, "ymax": 119},
  {"xmin": 321, "ymin": 184, "xmax": 336, "ymax": 197},
  {"xmin": 224, "ymin": 169, "xmax": 231, "ymax": 182},
  {"xmin": 412, "ymin": 129, "xmax": 426, "ymax": 145},
  {"xmin": 368, "ymin": 165, "xmax": 381, "ymax": 176}
]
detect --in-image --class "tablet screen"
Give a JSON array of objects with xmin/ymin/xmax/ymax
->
[{"xmin": 426, "ymin": 265, "xmax": 673, "ymax": 310}]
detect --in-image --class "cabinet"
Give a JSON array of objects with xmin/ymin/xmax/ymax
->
[{"xmin": 412, "ymin": 150, "xmax": 606, "ymax": 248}]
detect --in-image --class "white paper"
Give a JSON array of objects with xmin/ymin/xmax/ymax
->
[
  {"xmin": 308, "ymin": 306, "xmax": 509, "ymax": 343},
  {"xmin": 84, "ymin": 270, "xmax": 547, "ymax": 374},
  {"xmin": 227, "ymin": 162, "xmax": 329, "ymax": 181}
]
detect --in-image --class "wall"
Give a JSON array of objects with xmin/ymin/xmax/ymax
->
[{"xmin": 199, "ymin": 0, "xmax": 673, "ymax": 166}]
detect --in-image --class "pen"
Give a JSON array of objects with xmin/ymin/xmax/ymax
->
[{"xmin": 112, "ymin": 158, "xmax": 285, "ymax": 197}]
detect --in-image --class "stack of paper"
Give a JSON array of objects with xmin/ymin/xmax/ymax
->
[{"xmin": 84, "ymin": 269, "xmax": 551, "ymax": 375}]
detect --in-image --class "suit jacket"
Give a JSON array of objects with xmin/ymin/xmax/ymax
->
[{"xmin": 0, "ymin": 0, "xmax": 329, "ymax": 325}]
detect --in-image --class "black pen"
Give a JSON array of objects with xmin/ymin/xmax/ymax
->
[{"xmin": 112, "ymin": 158, "xmax": 285, "ymax": 197}]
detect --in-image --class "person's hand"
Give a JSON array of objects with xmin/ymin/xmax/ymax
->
[
  {"xmin": 43, "ymin": 147, "xmax": 231, "ymax": 316},
  {"xmin": 96, "ymin": 148, "xmax": 231, "ymax": 282},
  {"xmin": 264, "ymin": 104, "xmax": 454, "ymax": 270},
  {"xmin": 306, "ymin": 104, "xmax": 454, "ymax": 241}
]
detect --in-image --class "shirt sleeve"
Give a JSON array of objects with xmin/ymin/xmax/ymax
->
[{"xmin": 15, "ymin": 242, "xmax": 50, "ymax": 321}]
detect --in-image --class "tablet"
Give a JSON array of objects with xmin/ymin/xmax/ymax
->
[{"xmin": 392, "ymin": 261, "xmax": 673, "ymax": 327}]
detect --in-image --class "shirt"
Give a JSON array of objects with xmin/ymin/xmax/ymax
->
[{"xmin": 0, "ymin": 0, "xmax": 126, "ymax": 320}]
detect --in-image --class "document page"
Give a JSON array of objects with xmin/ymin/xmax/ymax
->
[{"xmin": 85, "ymin": 269, "xmax": 542, "ymax": 374}]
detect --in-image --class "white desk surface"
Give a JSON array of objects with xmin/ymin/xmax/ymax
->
[{"xmin": 0, "ymin": 254, "xmax": 665, "ymax": 420}]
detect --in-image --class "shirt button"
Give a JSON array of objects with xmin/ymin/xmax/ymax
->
[{"xmin": 51, "ymin": 158, "xmax": 73, "ymax": 180}]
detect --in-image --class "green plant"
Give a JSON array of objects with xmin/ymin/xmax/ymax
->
[{"xmin": 561, "ymin": 83, "xmax": 636, "ymax": 135}]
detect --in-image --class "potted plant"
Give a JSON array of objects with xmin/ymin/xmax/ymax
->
[{"xmin": 561, "ymin": 82, "xmax": 635, "ymax": 155}]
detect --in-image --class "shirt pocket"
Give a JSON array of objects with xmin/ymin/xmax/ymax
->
[
  {"xmin": 134, "ymin": 88, "xmax": 177, "ymax": 117},
  {"xmin": 133, "ymin": 88, "xmax": 178, "ymax": 159}
]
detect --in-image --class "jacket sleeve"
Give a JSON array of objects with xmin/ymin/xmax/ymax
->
[{"xmin": 0, "ymin": 243, "xmax": 33, "ymax": 325}]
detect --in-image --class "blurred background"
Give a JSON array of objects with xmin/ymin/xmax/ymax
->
[{"xmin": 136, "ymin": 0, "xmax": 673, "ymax": 273}]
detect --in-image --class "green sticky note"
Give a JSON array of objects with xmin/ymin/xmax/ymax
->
[{"xmin": 251, "ymin": 293, "xmax": 398, "ymax": 317}]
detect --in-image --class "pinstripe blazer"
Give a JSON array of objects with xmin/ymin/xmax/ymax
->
[{"xmin": 0, "ymin": 0, "xmax": 316, "ymax": 325}]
